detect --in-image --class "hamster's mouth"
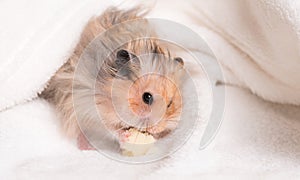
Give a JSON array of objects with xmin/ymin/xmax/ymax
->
[{"xmin": 119, "ymin": 126, "xmax": 171, "ymax": 139}]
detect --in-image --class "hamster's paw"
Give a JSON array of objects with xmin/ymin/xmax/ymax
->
[{"xmin": 77, "ymin": 131, "xmax": 96, "ymax": 150}]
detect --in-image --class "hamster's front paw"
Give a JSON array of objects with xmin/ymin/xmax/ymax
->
[{"xmin": 77, "ymin": 132, "xmax": 96, "ymax": 150}]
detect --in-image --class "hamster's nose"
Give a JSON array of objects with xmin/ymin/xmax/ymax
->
[{"xmin": 142, "ymin": 92, "xmax": 153, "ymax": 105}]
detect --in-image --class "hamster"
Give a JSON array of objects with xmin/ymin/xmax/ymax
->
[{"xmin": 40, "ymin": 7, "xmax": 185, "ymax": 150}]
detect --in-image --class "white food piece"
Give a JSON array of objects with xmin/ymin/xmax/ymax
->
[{"xmin": 120, "ymin": 128, "xmax": 156, "ymax": 156}]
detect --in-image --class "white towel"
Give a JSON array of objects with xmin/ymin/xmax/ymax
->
[
  {"xmin": 1, "ymin": 0, "xmax": 300, "ymax": 179},
  {"xmin": 187, "ymin": 0, "xmax": 300, "ymax": 105},
  {"xmin": 2, "ymin": 0, "xmax": 299, "ymax": 109},
  {"xmin": 0, "ymin": 0, "xmax": 122, "ymax": 111}
]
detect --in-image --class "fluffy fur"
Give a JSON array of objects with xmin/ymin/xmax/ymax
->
[{"xmin": 40, "ymin": 7, "xmax": 185, "ymax": 143}]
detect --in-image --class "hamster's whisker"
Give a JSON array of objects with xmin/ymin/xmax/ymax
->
[
  {"xmin": 57, "ymin": 101, "xmax": 74, "ymax": 106},
  {"xmin": 114, "ymin": 125, "xmax": 129, "ymax": 132},
  {"xmin": 165, "ymin": 119, "xmax": 179, "ymax": 126},
  {"xmin": 166, "ymin": 119, "xmax": 178, "ymax": 122}
]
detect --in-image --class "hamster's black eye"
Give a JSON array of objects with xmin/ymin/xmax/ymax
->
[
  {"xmin": 174, "ymin": 57, "xmax": 184, "ymax": 66},
  {"xmin": 117, "ymin": 49, "xmax": 130, "ymax": 60},
  {"xmin": 142, "ymin": 92, "xmax": 153, "ymax": 105},
  {"xmin": 116, "ymin": 49, "xmax": 130, "ymax": 67}
]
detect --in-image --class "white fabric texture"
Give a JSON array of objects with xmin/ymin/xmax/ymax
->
[
  {"xmin": 1, "ymin": 0, "xmax": 300, "ymax": 179},
  {"xmin": 1, "ymin": 87, "xmax": 300, "ymax": 179},
  {"xmin": 187, "ymin": 0, "xmax": 300, "ymax": 105},
  {"xmin": 0, "ymin": 0, "xmax": 121, "ymax": 111}
]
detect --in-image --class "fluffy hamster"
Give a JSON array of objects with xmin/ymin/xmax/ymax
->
[{"xmin": 40, "ymin": 7, "xmax": 185, "ymax": 150}]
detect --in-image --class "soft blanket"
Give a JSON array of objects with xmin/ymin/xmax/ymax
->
[
  {"xmin": 186, "ymin": 0, "xmax": 300, "ymax": 105},
  {"xmin": 1, "ymin": 0, "xmax": 300, "ymax": 179},
  {"xmin": 0, "ymin": 0, "xmax": 121, "ymax": 111}
]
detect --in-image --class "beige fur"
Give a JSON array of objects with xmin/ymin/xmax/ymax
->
[{"xmin": 40, "ymin": 7, "xmax": 185, "ymax": 141}]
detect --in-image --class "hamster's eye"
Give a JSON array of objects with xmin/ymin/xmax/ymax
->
[
  {"xmin": 117, "ymin": 49, "xmax": 130, "ymax": 60},
  {"xmin": 116, "ymin": 49, "xmax": 130, "ymax": 67},
  {"xmin": 142, "ymin": 92, "xmax": 153, "ymax": 105},
  {"xmin": 174, "ymin": 57, "xmax": 184, "ymax": 66}
]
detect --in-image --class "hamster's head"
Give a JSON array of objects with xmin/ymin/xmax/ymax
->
[{"xmin": 95, "ymin": 40, "xmax": 185, "ymax": 139}]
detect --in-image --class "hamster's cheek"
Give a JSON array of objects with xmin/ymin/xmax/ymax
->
[{"xmin": 146, "ymin": 120, "xmax": 167, "ymax": 134}]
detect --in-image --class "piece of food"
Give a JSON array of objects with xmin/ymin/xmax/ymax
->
[{"xmin": 119, "ymin": 128, "xmax": 156, "ymax": 156}]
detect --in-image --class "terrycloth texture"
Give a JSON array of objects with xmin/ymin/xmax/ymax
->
[
  {"xmin": 1, "ymin": 87, "xmax": 300, "ymax": 179},
  {"xmin": 1, "ymin": 0, "xmax": 300, "ymax": 179},
  {"xmin": 186, "ymin": 0, "xmax": 300, "ymax": 105},
  {"xmin": 0, "ymin": 51, "xmax": 212, "ymax": 179},
  {"xmin": 1, "ymin": 0, "xmax": 299, "ymax": 113},
  {"xmin": 0, "ymin": 0, "xmax": 122, "ymax": 111}
]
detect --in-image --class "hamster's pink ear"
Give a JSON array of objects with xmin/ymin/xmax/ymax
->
[{"xmin": 174, "ymin": 57, "xmax": 184, "ymax": 66}]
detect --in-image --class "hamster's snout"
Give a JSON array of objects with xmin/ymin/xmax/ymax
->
[{"xmin": 126, "ymin": 73, "xmax": 182, "ymax": 136}]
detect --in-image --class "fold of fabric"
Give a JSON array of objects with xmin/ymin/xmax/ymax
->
[
  {"xmin": 188, "ymin": 0, "xmax": 300, "ymax": 105},
  {"xmin": 0, "ymin": 0, "xmax": 121, "ymax": 111}
]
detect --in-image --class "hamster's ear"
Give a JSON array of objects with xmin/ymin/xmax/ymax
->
[{"xmin": 174, "ymin": 57, "xmax": 184, "ymax": 66}]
